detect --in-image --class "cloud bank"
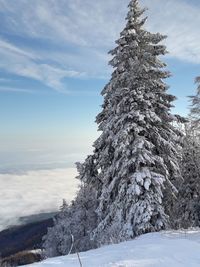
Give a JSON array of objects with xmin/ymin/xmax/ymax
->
[{"xmin": 0, "ymin": 168, "xmax": 79, "ymax": 231}]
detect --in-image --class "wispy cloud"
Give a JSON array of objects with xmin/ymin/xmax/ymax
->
[
  {"xmin": 0, "ymin": 86, "xmax": 33, "ymax": 93},
  {"xmin": 0, "ymin": 0, "xmax": 200, "ymax": 93},
  {"xmin": 0, "ymin": 39, "xmax": 36, "ymax": 59},
  {"xmin": 0, "ymin": 0, "xmax": 125, "ymax": 48},
  {"xmin": 143, "ymin": 0, "xmax": 200, "ymax": 64},
  {"xmin": 0, "ymin": 39, "xmax": 84, "ymax": 92}
]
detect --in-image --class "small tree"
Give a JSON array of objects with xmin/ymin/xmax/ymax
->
[
  {"xmin": 43, "ymin": 200, "xmax": 71, "ymax": 257},
  {"xmin": 43, "ymin": 182, "xmax": 97, "ymax": 257},
  {"xmin": 189, "ymin": 77, "xmax": 200, "ymax": 130}
]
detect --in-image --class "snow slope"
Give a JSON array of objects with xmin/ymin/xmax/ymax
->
[{"xmin": 29, "ymin": 229, "xmax": 200, "ymax": 267}]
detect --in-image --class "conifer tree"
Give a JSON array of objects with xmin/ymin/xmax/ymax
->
[
  {"xmin": 43, "ymin": 200, "xmax": 71, "ymax": 257},
  {"xmin": 44, "ymin": 0, "xmax": 183, "ymax": 252},
  {"xmin": 173, "ymin": 78, "xmax": 200, "ymax": 228},
  {"xmin": 43, "ymin": 182, "xmax": 97, "ymax": 257},
  {"xmin": 173, "ymin": 125, "xmax": 200, "ymax": 228},
  {"xmin": 79, "ymin": 0, "xmax": 183, "ymax": 244},
  {"xmin": 190, "ymin": 77, "xmax": 200, "ymax": 130}
]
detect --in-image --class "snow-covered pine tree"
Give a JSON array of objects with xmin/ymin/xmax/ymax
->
[
  {"xmin": 78, "ymin": 0, "xmax": 183, "ymax": 244},
  {"xmin": 173, "ymin": 124, "xmax": 200, "ymax": 229},
  {"xmin": 189, "ymin": 77, "xmax": 200, "ymax": 131},
  {"xmin": 173, "ymin": 78, "xmax": 200, "ymax": 228},
  {"xmin": 43, "ymin": 199, "xmax": 71, "ymax": 257},
  {"xmin": 43, "ymin": 181, "xmax": 97, "ymax": 257}
]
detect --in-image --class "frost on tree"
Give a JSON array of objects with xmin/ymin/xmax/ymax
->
[
  {"xmin": 173, "ymin": 79, "xmax": 200, "ymax": 229},
  {"xmin": 43, "ymin": 183, "xmax": 97, "ymax": 257},
  {"xmin": 174, "ymin": 125, "xmax": 200, "ymax": 229},
  {"xmin": 81, "ymin": 0, "xmax": 183, "ymax": 244},
  {"xmin": 43, "ymin": 200, "xmax": 71, "ymax": 257},
  {"xmin": 189, "ymin": 77, "xmax": 200, "ymax": 131}
]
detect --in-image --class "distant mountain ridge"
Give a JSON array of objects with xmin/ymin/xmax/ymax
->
[
  {"xmin": 18, "ymin": 212, "xmax": 57, "ymax": 225},
  {"xmin": 0, "ymin": 212, "xmax": 57, "ymax": 258}
]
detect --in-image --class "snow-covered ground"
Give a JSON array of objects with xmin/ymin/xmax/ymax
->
[{"xmin": 27, "ymin": 229, "xmax": 200, "ymax": 267}]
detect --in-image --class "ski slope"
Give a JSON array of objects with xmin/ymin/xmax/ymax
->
[{"xmin": 29, "ymin": 229, "xmax": 200, "ymax": 267}]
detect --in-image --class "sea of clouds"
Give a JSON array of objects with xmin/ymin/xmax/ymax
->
[{"xmin": 0, "ymin": 167, "xmax": 79, "ymax": 231}]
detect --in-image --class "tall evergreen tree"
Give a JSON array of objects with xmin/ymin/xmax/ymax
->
[{"xmin": 79, "ymin": 0, "xmax": 182, "ymax": 244}]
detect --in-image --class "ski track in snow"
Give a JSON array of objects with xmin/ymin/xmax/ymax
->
[{"xmin": 26, "ymin": 229, "xmax": 200, "ymax": 267}]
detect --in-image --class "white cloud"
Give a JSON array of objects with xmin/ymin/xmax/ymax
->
[
  {"xmin": 0, "ymin": 0, "xmax": 200, "ymax": 91},
  {"xmin": 0, "ymin": 39, "xmax": 36, "ymax": 59},
  {"xmin": 0, "ymin": 86, "xmax": 33, "ymax": 93},
  {"xmin": 0, "ymin": 168, "xmax": 79, "ymax": 231},
  {"xmin": 0, "ymin": 0, "xmax": 126, "ymax": 48},
  {"xmin": 143, "ymin": 0, "xmax": 200, "ymax": 64},
  {"xmin": 0, "ymin": 39, "xmax": 84, "ymax": 92}
]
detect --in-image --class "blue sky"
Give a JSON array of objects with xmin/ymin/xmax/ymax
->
[{"xmin": 0, "ymin": 0, "xmax": 200, "ymax": 171}]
